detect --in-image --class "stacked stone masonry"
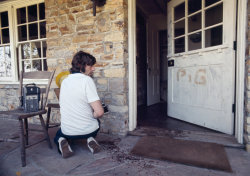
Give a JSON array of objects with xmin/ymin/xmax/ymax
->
[
  {"xmin": 0, "ymin": 0, "xmax": 129, "ymax": 135},
  {"xmin": 45, "ymin": 0, "xmax": 129, "ymax": 135}
]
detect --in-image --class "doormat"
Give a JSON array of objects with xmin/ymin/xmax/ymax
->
[{"xmin": 130, "ymin": 136, "xmax": 232, "ymax": 172}]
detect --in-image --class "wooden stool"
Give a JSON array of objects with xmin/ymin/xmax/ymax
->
[
  {"xmin": 46, "ymin": 88, "xmax": 60, "ymax": 130},
  {"xmin": 46, "ymin": 103, "xmax": 60, "ymax": 130}
]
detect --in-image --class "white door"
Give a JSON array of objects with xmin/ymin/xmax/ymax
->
[
  {"xmin": 147, "ymin": 22, "xmax": 160, "ymax": 106},
  {"xmin": 167, "ymin": 0, "xmax": 236, "ymax": 134}
]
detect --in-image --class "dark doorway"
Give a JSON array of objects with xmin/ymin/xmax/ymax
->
[
  {"xmin": 159, "ymin": 30, "xmax": 168, "ymax": 102},
  {"xmin": 136, "ymin": 10, "xmax": 147, "ymax": 106}
]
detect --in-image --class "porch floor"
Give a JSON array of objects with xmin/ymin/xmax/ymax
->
[
  {"xmin": 138, "ymin": 102, "xmax": 217, "ymax": 132},
  {"xmin": 1, "ymin": 112, "xmax": 250, "ymax": 175},
  {"xmin": 137, "ymin": 102, "xmax": 242, "ymax": 147}
]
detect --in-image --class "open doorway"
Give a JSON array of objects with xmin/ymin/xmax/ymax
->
[
  {"xmin": 129, "ymin": 0, "xmax": 245, "ymax": 145},
  {"xmin": 135, "ymin": 0, "xmax": 220, "ymax": 133},
  {"xmin": 136, "ymin": 0, "xmax": 169, "ymax": 128}
]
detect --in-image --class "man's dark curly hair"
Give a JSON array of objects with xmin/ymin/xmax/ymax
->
[{"xmin": 70, "ymin": 51, "xmax": 96, "ymax": 73}]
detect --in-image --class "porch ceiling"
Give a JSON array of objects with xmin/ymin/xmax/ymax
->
[{"xmin": 136, "ymin": 0, "xmax": 170, "ymax": 16}]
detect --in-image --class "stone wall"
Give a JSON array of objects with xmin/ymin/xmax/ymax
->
[
  {"xmin": 245, "ymin": 1, "xmax": 250, "ymax": 152},
  {"xmin": 0, "ymin": 85, "xmax": 19, "ymax": 111},
  {"xmin": 45, "ymin": 0, "xmax": 129, "ymax": 135}
]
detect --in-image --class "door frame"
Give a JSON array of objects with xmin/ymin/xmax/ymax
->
[
  {"xmin": 128, "ymin": 0, "xmax": 137, "ymax": 131},
  {"xmin": 128, "ymin": 0, "xmax": 247, "ymax": 144},
  {"xmin": 234, "ymin": 0, "xmax": 247, "ymax": 144}
]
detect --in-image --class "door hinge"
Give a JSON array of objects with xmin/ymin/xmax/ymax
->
[
  {"xmin": 232, "ymin": 104, "xmax": 235, "ymax": 113},
  {"xmin": 233, "ymin": 41, "xmax": 237, "ymax": 50}
]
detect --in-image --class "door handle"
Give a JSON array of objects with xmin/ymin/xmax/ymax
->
[{"xmin": 168, "ymin": 60, "xmax": 174, "ymax": 67}]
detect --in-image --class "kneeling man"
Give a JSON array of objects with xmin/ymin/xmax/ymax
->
[{"xmin": 54, "ymin": 51, "xmax": 104, "ymax": 158}]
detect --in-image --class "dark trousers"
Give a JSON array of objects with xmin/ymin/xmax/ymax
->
[{"xmin": 54, "ymin": 120, "xmax": 100, "ymax": 147}]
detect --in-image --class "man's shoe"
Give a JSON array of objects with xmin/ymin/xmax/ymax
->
[
  {"xmin": 87, "ymin": 137, "xmax": 102, "ymax": 154},
  {"xmin": 58, "ymin": 137, "xmax": 74, "ymax": 158}
]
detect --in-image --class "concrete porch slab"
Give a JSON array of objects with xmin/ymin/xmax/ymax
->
[{"xmin": 0, "ymin": 119, "xmax": 250, "ymax": 176}]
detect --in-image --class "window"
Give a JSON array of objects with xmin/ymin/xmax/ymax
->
[
  {"xmin": 17, "ymin": 3, "xmax": 47, "ymax": 72},
  {"xmin": 0, "ymin": 11, "xmax": 11, "ymax": 79},
  {"xmin": 173, "ymin": 0, "xmax": 223, "ymax": 54},
  {"xmin": 0, "ymin": 0, "xmax": 47, "ymax": 82}
]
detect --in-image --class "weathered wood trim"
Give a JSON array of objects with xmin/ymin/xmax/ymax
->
[
  {"xmin": 235, "ymin": 0, "xmax": 247, "ymax": 144},
  {"xmin": 128, "ymin": 0, "xmax": 137, "ymax": 131}
]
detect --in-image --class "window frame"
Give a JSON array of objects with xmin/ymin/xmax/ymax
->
[
  {"xmin": 0, "ymin": 0, "xmax": 46, "ymax": 84},
  {"xmin": 0, "ymin": 6, "xmax": 16, "ymax": 82},
  {"xmin": 171, "ymin": 0, "xmax": 225, "ymax": 56}
]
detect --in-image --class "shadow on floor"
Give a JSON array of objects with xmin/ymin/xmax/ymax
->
[
  {"xmin": 137, "ymin": 102, "xmax": 222, "ymax": 133},
  {"xmin": 135, "ymin": 102, "xmax": 244, "ymax": 148}
]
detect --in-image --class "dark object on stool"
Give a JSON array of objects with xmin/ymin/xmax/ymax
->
[
  {"xmin": 22, "ymin": 83, "xmax": 40, "ymax": 112},
  {"xmin": 0, "ymin": 70, "xmax": 55, "ymax": 167}
]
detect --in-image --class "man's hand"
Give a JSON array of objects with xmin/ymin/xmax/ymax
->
[{"xmin": 90, "ymin": 100, "xmax": 104, "ymax": 118}]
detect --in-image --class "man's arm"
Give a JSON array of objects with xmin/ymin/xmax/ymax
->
[{"xmin": 90, "ymin": 100, "xmax": 104, "ymax": 118}]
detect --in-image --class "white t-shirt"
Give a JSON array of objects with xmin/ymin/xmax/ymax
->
[{"xmin": 59, "ymin": 73, "xmax": 100, "ymax": 135}]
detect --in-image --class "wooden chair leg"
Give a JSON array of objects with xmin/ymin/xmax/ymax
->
[
  {"xmin": 19, "ymin": 119, "xmax": 26, "ymax": 167},
  {"xmin": 46, "ymin": 107, "xmax": 51, "ymax": 131},
  {"xmin": 39, "ymin": 114, "xmax": 52, "ymax": 149},
  {"xmin": 24, "ymin": 118, "xmax": 28, "ymax": 145}
]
